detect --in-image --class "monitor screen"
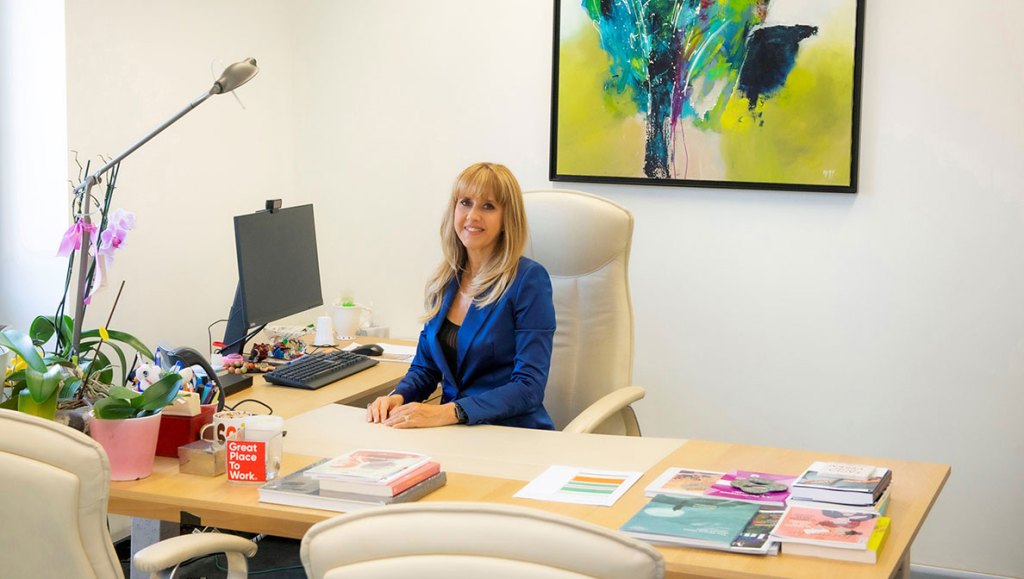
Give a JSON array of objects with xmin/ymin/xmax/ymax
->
[{"xmin": 222, "ymin": 204, "xmax": 323, "ymax": 355}]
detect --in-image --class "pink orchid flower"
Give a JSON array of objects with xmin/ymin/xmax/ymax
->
[
  {"xmin": 56, "ymin": 219, "xmax": 97, "ymax": 257},
  {"xmin": 87, "ymin": 208, "xmax": 137, "ymax": 299}
]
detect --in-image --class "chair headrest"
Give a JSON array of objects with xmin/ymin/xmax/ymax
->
[{"xmin": 524, "ymin": 190, "xmax": 633, "ymax": 276}]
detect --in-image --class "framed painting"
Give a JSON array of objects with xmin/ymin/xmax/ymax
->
[{"xmin": 550, "ymin": 0, "xmax": 866, "ymax": 193}]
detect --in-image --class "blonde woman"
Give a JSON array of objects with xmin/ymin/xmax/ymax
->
[{"xmin": 366, "ymin": 163, "xmax": 556, "ymax": 429}]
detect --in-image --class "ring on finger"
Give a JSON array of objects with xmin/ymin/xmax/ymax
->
[{"xmin": 403, "ymin": 415, "xmax": 410, "ymax": 422}]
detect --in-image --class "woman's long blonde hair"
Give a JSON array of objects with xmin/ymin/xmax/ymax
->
[{"xmin": 422, "ymin": 162, "xmax": 528, "ymax": 321}]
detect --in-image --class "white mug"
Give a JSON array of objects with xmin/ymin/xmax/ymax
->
[{"xmin": 333, "ymin": 303, "xmax": 372, "ymax": 339}]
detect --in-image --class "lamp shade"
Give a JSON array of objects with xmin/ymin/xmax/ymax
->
[{"xmin": 212, "ymin": 58, "xmax": 259, "ymax": 94}]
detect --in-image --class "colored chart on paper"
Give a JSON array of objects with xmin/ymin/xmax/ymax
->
[
  {"xmin": 514, "ymin": 465, "xmax": 643, "ymax": 506},
  {"xmin": 561, "ymin": 472, "xmax": 631, "ymax": 496}
]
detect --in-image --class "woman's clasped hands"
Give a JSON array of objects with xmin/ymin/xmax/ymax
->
[{"xmin": 366, "ymin": 394, "xmax": 458, "ymax": 428}]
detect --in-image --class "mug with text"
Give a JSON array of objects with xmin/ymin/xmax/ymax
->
[{"xmin": 200, "ymin": 410, "xmax": 250, "ymax": 445}]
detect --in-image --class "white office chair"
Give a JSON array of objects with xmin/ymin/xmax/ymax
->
[
  {"xmin": 300, "ymin": 501, "xmax": 664, "ymax": 578},
  {"xmin": 0, "ymin": 408, "xmax": 257, "ymax": 579},
  {"xmin": 523, "ymin": 189, "xmax": 645, "ymax": 435}
]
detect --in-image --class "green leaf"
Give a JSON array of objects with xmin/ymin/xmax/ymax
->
[
  {"xmin": 29, "ymin": 316, "xmax": 56, "ymax": 346},
  {"xmin": 84, "ymin": 339, "xmax": 127, "ymax": 386},
  {"xmin": 137, "ymin": 373, "xmax": 183, "ymax": 412},
  {"xmin": 81, "ymin": 329, "xmax": 153, "ymax": 360},
  {"xmin": 0, "ymin": 328, "xmax": 47, "ymax": 373},
  {"xmin": 85, "ymin": 350, "xmax": 114, "ymax": 385},
  {"xmin": 59, "ymin": 376, "xmax": 82, "ymax": 399},
  {"xmin": 25, "ymin": 365, "xmax": 63, "ymax": 403},
  {"xmin": 55, "ymin": 315, "xmax": 74, "ymax": 358},
  {"xmin": 92, "ymin": 397, "xmax": 136, "ymax": 419},
  {"xmin": 5, "ymin": 369, "xmax": 26, "ymax": 387},
  {"xmin": 105, "ymin": 385, "xmax": 138, "ymax": 402}
]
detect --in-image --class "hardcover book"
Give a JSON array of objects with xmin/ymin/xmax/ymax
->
[
  {"xmin": 788, "ymin": 484, "xmax": 893, "ymax": 515},
  {"xmin": 303, "ymin": 449, "xmax": 431, "ymax": 484},
  {"xmin": 782, "ymin": 517, "xmax": 891, "ymax": 563},
  {"xmin": 260, "ymin": 458, "xmax": 446, "ymax": 512},
  {"xmin": 704, "ymin": 470, "xmax": 797, "ymax": 507},
  {"xmin": 620, "ymin": 494, "xmax": 761, "ymax": 548},
  {"xmin": 644, "ymin": 467, "xmax": 725, "ymax": 497},
  {"xmin": 790, "ymin": 462, "xmax": 891, "ymax": 505},
  {"xmin": 770, "ymin": 505, "xmax": 880, "ymax": 549}
]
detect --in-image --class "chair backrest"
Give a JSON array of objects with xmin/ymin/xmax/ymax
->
[
  {"xmin": 523, "ymin": 189, "xmax": 636, "ymax": 433},
  {"xmin": 0, "ymin": 408, "xmax": 123, "ymax": 578},
  {"xmin": 300, "ymin": 501, "xmax": 663, "ymax": 579}
]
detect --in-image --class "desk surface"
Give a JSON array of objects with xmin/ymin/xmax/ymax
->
[{"xmin": 109, "ymin": 358, "xmax": 950, "ymax": 579}]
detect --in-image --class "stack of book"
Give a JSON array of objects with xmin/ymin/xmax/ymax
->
[
  {"xmin": 620, "ymin": 494, "xmax": 783, "ymax": 555},
  {"xmin": 771, "ymin": 505, "xmax": 892, "ymax": 563},
  {"xmin": 258, "ymin": 449, "xmax": 445, "ymax": 512},
  {"xmin": 789, "ymin": 461, "xmax": 892, "ymax": 514}
]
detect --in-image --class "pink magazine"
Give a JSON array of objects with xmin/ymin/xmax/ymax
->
[{"xmin": 704, "ymin": 470, "xmax": 797, "ymax": 506}]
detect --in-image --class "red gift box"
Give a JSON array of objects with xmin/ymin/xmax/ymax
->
[{"xmin": 156, "ymin": 404, "xmax": 216, "ymax": 458}]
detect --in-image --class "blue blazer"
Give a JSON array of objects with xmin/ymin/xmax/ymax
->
[{"xmin": 393, "ymin": 257, "xmax": 556, "ymax": 429}]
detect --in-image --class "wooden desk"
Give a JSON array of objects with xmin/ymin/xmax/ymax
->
[
  {"xmin": 109, "ymin": 401, "xmax": 949, "ymax": 579},
  {"xmin": 227, "ymin": 351, "xmax": 409, "ymax": 418}
]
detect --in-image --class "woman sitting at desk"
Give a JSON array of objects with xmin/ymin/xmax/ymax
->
[{"xmin": 366, "ymin": 162, "xmax": 556, "ymax": 429}]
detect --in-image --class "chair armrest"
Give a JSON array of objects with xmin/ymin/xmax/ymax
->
[
  {"xmin": 562, "ymin": 386, "xmax": 645, "ymax": 434},
  {"xmin": 134, "ymin": 533, "xmax": 257, "ymax": 578}
]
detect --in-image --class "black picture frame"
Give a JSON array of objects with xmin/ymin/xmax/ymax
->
[{"xmin": 549, "ymin": 0, "xmax": 866, "ymax": 193}]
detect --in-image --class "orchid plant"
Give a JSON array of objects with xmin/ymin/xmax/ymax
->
[{"xmin": 0, "ymin": 158, "xmax": 181, "ymax": 420}]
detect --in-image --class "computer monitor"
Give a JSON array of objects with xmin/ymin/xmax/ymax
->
[{"xmin": 221, "ymin": 203, "xmax": 324, "ymax": 356}]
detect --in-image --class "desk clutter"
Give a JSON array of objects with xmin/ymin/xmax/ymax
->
[
  {"xmin": 621, "ymin": 462, "xmax": 893, "ymax": 562},
  {"xmin": 257, "ymin": 448, "xmax": 447, "ymax": 512}
]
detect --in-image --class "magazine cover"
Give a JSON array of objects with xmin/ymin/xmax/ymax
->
[
  {"xmin": 705, "ymin": 470, "xmax": 796, "ymax": 506},
  {"xmin": 621, "ymin": 494, "xmax": 760, "ymax": 546},
  {"xmin": 771, "ymin": 505, "xmax": 879, "ymax": 548},
  {"xmin": 731, "ymin": 506, "xmax": 785, "ymax": 552},
  {"xmin": 645, "ymin": 467, "xmax": 725, "ymax": 496},
  {"xmin": 304, "ymin": 449, "xmax": 430, "ymax": 483},
  {"xmin": 794, "ymin": 462, "xmax": 890, "ymax": 492}
]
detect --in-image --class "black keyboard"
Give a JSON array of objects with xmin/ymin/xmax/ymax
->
[{"xmin": 264, "ymin": 350, "xmax": 379, "ymax": 390}]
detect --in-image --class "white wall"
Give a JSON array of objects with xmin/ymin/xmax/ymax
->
[
  {"xmin": 18, "ymin": 0, "xmax": 1024, "ymax": 575},
  {"xmin": 64, "ymin": 0, "xmax": 298, "ymax": 354},
  {"xmin": 0, "ymin": 0, "xmax": 68, "ymax": 330}
]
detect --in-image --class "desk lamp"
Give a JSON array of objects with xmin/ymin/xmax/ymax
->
[{"xmin": 68, "ymin": 58, "xmax": 259, "ymax": 354}]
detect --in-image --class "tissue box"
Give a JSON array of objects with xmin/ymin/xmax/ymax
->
[
  {"xmin": 156, "ymin": 403, "xmax": 215, "ymax": 457},
  {"xmin": 178, "ymin": 439, "xmax": 226, "ymax": 476}
]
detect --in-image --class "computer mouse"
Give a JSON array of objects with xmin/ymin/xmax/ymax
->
[{"xmin": 352, "ymin": 343, "xmax": 384, "ymax": 357}]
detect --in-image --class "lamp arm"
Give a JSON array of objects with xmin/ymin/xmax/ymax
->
[{"xmin": 69, "ymin": 88, "xmax": 215, "ymax": 354}]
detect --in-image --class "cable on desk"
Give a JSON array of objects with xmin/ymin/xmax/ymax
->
[{"xmin": 226, "ymin": 398, "xmax": 274, "ymax": 415}]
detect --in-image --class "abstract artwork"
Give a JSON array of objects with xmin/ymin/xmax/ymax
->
[{"xmin": 550, "ymin": 0, "xmax": 865, "ymax": 192}]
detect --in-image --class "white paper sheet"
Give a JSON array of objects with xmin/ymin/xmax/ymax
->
[{"xmin": 513, "ymin": 465, "xmax": 643, "ymax": 506}]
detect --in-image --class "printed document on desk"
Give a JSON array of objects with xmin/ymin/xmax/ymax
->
[
  {"xmin": 514, "ymin": 465, "xmax": 642, "ymax": 506},
  {"xmin": 344, "ymin": 342, "xmax": 416, "ymax": 363}
]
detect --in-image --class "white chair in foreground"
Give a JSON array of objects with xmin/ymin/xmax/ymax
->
[
  {"xmin": 0, "ymin": 408, "xmax": 257, "ymax": 579},
  {"xmin": 524, "ymin": 189, "xmax": 645, "ymax": 435},
  {"xmin": 300, "ymin": 501, "xmax": 664, "ymax": 579}
]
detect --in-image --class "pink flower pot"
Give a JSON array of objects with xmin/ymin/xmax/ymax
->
[{"xmin": 89, "ymin": 412, "xmax": 162, "ymax": 481}]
